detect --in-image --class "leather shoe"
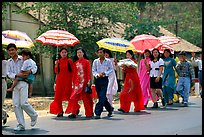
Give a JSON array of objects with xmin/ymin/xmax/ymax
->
[
  {"xmin": 118, "ymin": 108, "xmax": 126, "ymax": 113},
  {"xmin": 68, "ymin": 114, "xmax": 76, "ymax": 119},
  {"xmin": 57, "ymin": 112, "xmax": 63, "ymax": 117},
  {"xmin": 94, "ymin": 115, "xmax": 101, "ymax": 119}
]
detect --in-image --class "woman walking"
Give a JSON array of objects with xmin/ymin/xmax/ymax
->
[
  {"xmin": 162, "ymin": 49, "xmax": 177, "ymax": 105},
  {"xmin": 104, "ymin": 49, "xmax": 118, "ymax": 107},
  {"xmin": 50, "ymin": 48, "xmax": 80, "ymax": 117},
  {"xmin": 66, "ymin": 47, "xmax": 93, "ymax": 118},
  {"xmin": 118, "ymin": 50, "xmax": 144, "ymax": 113},
  {"xmin": 138, "ymin": 49, "xmax": 153, "ymax": 108},
  {"xmin": 149, "ymin": 48, "xmax": 166, "ymax": 108}
]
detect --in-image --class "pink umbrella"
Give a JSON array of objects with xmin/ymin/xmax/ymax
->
[
  {"xmin": 156, "ymin": 44, "xmax": 174, "ymax": 54},
  {"xmin": 130, "ymin": 34, "xmax": 162, "ymax": 54},
  {"xmin": 35, "ymin": 30, "xmax": 80, "ymax": 59},
  {"xmin": 157, "ymin": 36, "xmax": 181, "ymax": 46}
]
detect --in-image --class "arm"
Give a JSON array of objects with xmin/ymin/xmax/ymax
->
[
  {"xmin": 104, "ymin": 59, "xmax": 114, "ymax": 77},
  {"xmin": 92, "ymin": 60, "xmax": 99, "ymax": 78},
  {"xmin": 54, "ymin": 60, "xmax": 59, "ymax": 74},
  {"xmin": 86, "ymin": 60, "xmax": 91, "ymax": 86},
  {"xmin": 155, "ymin": 59, "xmax": 164, "ymax": 82},
  {"xmin": 7, "ymin": 61, "xmax": 17, "ymax": 79}
]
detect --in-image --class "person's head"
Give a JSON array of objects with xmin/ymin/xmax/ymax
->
[
  {"xmin": 199, "ymin": 52, "xmax": 202, "ymax": 59},
  {"xmin": 163, "ymin": 48, "xmax": 173, "ymax": 58},
  {"xmin": 191, "ymin": 52, "xmax": 195, "ymax": 57},
  {"xmin": 97, "ymin": 48, "xmax": 105, "ymax": 58},
  {"xmin": 178, "ymin": 51, "xmax": 187, "ymax": 62},
  {"xmin": 6, "ymin": 43, "xmax": 18, "ymax": 58},
  {"xmin": 151, "ymin": 48, "xmax": 160, "ymax": 61},
  {"xmin": 143, "ymin": 49, "xmax": 151, "ymax": 59},
  {"xmin": 126, "ymin": 50, "xmax": 135, "ymax": 59},
  {"xmin": 104, "ymin": 49, "xmax": 113, "ymax": 58},
  {"xmin": 73, "ymin": 47, "xmax": 88, "ymax": 61},
  {"xmin": 21, "ymin": 49, "xmax": 32, "ymax": 61},
  {"xmin": 59, "ymin": 48, "xmax": 68, "ymax": 58}
]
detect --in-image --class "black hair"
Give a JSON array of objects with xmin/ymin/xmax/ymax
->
[
  {"xmin": 142, "ymin": 49, "xmax": 151, "ymax": 59},
  {"xmin": 73, "ymin": 47, "xmax": 89, "ymax": 62},
  {"xmin": 21, "ymin": 48, "xmax": 33, "ymax": 59},
  {"xmin": 58, "ymin": 47, "xmax": 72, "ymax": 72},
  {"xmin": 150, "ymin": 48, "xmax": 160, "ymax": 61},
  {"xmin": 179, "ymin": 51, "xmax": 187, "ymax": 56},
  {"xmin": 104, "ymin": 49, "xmax": 113, "ymax": 58},
  {"xmin": 97, "ymin": 48, "xmax": 105, "ymax": 53},
  {"xmin": 163, "ymin": 48, "xmax": 173, "ymax": 58},
  {"xmin": 126, "ymin": 50, "xmax": 135, "ymax": 59},
  {"xmin": 7, "ymin": 43, "xmax": 17, "ymax": 50}
]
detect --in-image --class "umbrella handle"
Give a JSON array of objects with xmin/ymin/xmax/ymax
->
[{"xmin": 56, "ymin": 46, "xmax": 59, "ymax": 59}]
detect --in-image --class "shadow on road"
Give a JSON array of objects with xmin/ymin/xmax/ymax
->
[
  {"xmin": 114, "ymin": 110, "xmax": 151, "ymax": 115},
  {"xmin": 2, "ymin": 126, "xmax": 49, "ymax": 135}
]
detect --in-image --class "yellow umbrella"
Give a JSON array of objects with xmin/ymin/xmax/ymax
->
[
  {"xmin": 2, "ymin": 30, "xmax": 34, "ymax": 48},
  {"xmin": 96, "ymin": 37, "xmax": 136, "ymax": 53}
]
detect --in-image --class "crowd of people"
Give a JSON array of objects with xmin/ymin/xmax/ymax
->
[{"xmin": 2, "ymin": 43, "xmax": 202, "ymax": 131}]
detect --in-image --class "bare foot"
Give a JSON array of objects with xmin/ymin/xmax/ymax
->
[{"xmin": 7, "ymin": 88, "xmax": 13, "ymax": 92}]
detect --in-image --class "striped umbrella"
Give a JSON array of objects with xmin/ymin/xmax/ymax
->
[
  {"xmin": 35, "ymin": 30, "xmax": 80, "ymax": 59},
  {"xmin": 158, "ymin": 36, "xmax": 181, "ymax": 46},
  {"xmin": 156, "ymin": 44, "xmax": 174, "ymax": 54},
  {"xmin": 130, "ymin": 34, "xmax": 162, "ymax": 54},
  {"xmin": 96, "ymin": 37, "xmax": 136, "ymax": 53},
  {"xmin": 2, "ymin": 30, "xmax": 34, "ymax": 48}
]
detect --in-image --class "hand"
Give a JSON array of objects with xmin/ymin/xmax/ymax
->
[
  {"xmin": 155, "ymin": 77, "xmax": 160, "ymax": 83},
  {"xmin": 87, "ymin": 80, "xmax": 91, "ymax": 87},
  {"xmin": 55, "ymin": 60, "xmax": 59, "ymax": 66}
]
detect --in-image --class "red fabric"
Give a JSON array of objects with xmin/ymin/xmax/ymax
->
[
  {"xmin": 50, "ymin": 57, "xmax": 73, "ymax": 114},
  {"xmin": 65, "ymin": 58, "xmax": 93, "ymax": 116},
  {"xmin": 119, "ymin": 58, "xmax": 145, "ymax": 112},
  {"xmin": 91, "ymin": 85, "xmax": 98, "ymax": 99}
]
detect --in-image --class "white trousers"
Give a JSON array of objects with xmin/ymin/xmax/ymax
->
[
  {"xmin": 2, "ymin": 79, "xmax": 7, "ymax": 120},
  {"xmin": 12, "ymin": 81, "xmax": 37, "ymax": 127}
]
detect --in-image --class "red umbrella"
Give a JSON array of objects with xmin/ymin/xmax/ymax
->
[
  {"xmin": 156, "ymin": 44, "xmax": 174, "ymax": 54},
  {"xmin": 130, "ymin": 34, "xmax": 162, "ymax": 54},
  {"xmin": 35, "ymin": 30, "xmax": 80, "ymax": 59},
  {"xmin": 157, "ymin": 36, "xmax": 181, "ymax": 46}
]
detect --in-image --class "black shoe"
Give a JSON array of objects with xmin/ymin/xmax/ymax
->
[
  {"xmin": 108, "ymin": 107, "xmax": 114, "ymax": 117},
  {"xmin": 183, "ymin": 103, "xmax": 188, "ymax": 107},
  {"xmin": 68, "ymin": 114, "xmax": 76, "ymax": 119},
  {"xmin": 94, "ymin": 115, "xmax": 101, "ymax": 119},
  {"xmin": 152, "ymin": 102, "xmax": 158, "ymax": 108},
  {"xmin": 144, "ymin": 105, "xmax": 147, "ymax": 108},
  {"xmin": 161, "ymin": 98, "xmax": 167, "ymax": 106},
  {"xmin": 118, "ymin": 108, "xmax": 127, "ymax": 113},
  {"xmin": 76, "ymin": 109, "xmax": 80, "ymax": 115},
  {"xmin": 57, "ymin": 112, "xmax": 63, "ymax": 117}
]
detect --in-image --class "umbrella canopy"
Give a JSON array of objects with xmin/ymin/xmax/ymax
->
[
  {"xmin": 2, "ymin": 30, "xmax": 34, "ymax": 48},
  {"xmin": 156, "ymin": 44, "xmax": 174, "ymax": 54},
  {"xmin": 130, "ymin": 34, "xmax": 162, "ymax": 54},
  {"xmin": 96, "ymin": 37, "xmax": 136, "ymax": 53},
  {"xmin": 35, "ymin": 30, "xmax": 80, "ymax": 47},
  {"xmin": 158, "ymin": 36, "xmax": 181, "ymax": 46}
]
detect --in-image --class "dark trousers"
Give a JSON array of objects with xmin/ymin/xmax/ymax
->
[{"xmin": 94, "ymin": 77, "xmax": 112, "ymax": 116}]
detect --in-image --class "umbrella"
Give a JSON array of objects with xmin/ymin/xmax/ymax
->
[
  {"xmin": 156, "ymin": 44, "xmax": 174, "ymax": 54},
  {"xmin": 157, "ymin": 36, "xmax": 181, "ymax": 46},
  {"xmin": 2, "ymin": 30, "xmax": 34, "ymax": 48},
  {"xmin": 35, "ymin": 30, "xmax": 80, "ymax": 59},
  {"xmin": 96, "ymin": 37, "xmax": 136, "ymax": 53},
  {"xmin": 130, "ymin": 34, "xmax": 162, "ymax": 54}
]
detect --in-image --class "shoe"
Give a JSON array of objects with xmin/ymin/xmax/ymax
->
[
  {"xmin": 2, "ymin": 114, "xmax": 9, "ymax": 125},
  {"xmin": 183, "ymin": 103, "xmax": 188, "ymax": 107},
  {"xmin": 57, "ymin": 112, "xmax": 63, "ymax": 117},
  {"xmin": 14, "ymin": 125, "xmax": 25, "ymax": 131},
  {"xmin": 107, "ymin": 107, "xmax": 114, "ymax": 117},
  {"xmin": 118, "ymin": 108, "xmax": 127, "ymax": 113},
  {"xmin": 68, "ymin": 114, "xmax": 76, "ymax": 119},
  {"xmin": 94, "ymin": 115, "xmax": 101, "ymax": 119},
  {"xmin": 31, "ymin": 114, "xmax": 38, "ymax": 127},
  {"xmin": 152, "ymin": 102, "xmax": 158, "ymax": 108},
  {"xmin": 76, "ymin": 109, "xmax": 80, "ymax": 115},
  {"xmin": 144, "ymin": 105, "xmax": 147, "ymax": 108},
  {"xmin": 161, "ymin": 98, "xmax": 167, "ymax": 106}
]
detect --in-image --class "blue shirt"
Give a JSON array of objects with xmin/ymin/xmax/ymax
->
[{"xmin": 92, "ymin": 58, "xmax": 114, "ymax": 78}]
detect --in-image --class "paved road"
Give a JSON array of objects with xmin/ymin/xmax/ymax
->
[{"xmin": 2, "ymin": 96, "xmax": 202, "ymax": 135}]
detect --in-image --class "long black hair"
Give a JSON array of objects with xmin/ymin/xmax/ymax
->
[
  {"xmin": 162, "ymin": 48, "xmax": 173, "ymax": 58},
  {"xmin": 73, "ymin": 47, "xmax": 89, "ymax": 62},
  {"xmin": 58, "ymin": 48, "xmax": 72, "ymax": 72},
  {"xmin": 142, "ymin": 49, "xmax": 151, "ymax": 59},
  {"xmin": 150, "ymin": 48, "xmax": 161, "ymax": 61},
  {"xmin": 126, "ymin": 50, "xmax": 135, "ymax": 59}
]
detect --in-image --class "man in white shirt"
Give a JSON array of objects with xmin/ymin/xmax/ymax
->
[{"xmin": 6, "ymin": 43, "xmax": 38, "ymax": 131}]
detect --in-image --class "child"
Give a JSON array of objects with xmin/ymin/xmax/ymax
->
[
  {"xmin": 175, "ymin": 51, "xmax": 196, "ymax": 107},
  {"xmin": 7, "ymin": 49, "xmax": 37, "ymax": 98}
]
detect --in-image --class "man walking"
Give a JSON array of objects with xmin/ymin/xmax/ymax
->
[
  {"xmin": 6, "ymin": 43, "xmax": 38, "ymax": 131},
  {"xmin": 92, "ymin": 48, "xmax": 114, "ymax": 119}
]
